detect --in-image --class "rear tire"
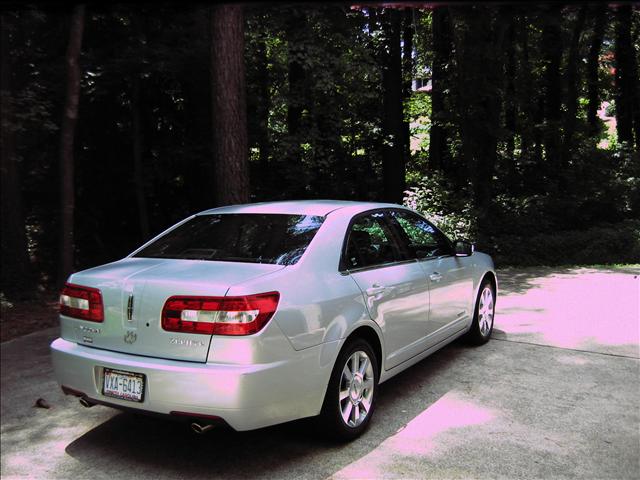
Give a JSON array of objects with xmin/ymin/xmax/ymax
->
[
  {"xmin": 465, "ymin": 279, "xmax": 495, "ymax": 345},
  {"xmin": 317, "ymin": 338, "xmax": 379, "ymax": 441}
]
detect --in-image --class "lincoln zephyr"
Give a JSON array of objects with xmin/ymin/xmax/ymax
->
[{"xmin": 51, "ymin": 200, "xmax": 496, "ymax": 440}]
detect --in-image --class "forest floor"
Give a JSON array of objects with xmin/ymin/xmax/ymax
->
[{"xmin": 0, "ymin": 295, "xmax": 59, "ymax": 343}]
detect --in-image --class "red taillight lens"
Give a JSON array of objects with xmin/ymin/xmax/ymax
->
[
  {"xmin": 59, "ymin": 283, "xmax": 104, "ymax": 322},
  {"xmin": 161, "ymin": 292, "xmax": 280, "ymax": 336}
]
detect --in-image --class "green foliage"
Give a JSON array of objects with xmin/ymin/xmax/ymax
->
[
  {"xmin": 604, "ymin": 100, "xmax": 615, "ymax": 117},
  {"xmin": 2, "ymin": 2, "xmax": 640, "ymax": 300},
  {"xmin": 403, "ymin": 172, "xmax": 478, "ymax": 241},
  {"xmin": 491, "ymin": 220, "xmax": 640, "ymax": 267}
]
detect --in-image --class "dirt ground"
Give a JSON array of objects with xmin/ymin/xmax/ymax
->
[{"xmin": 0, "ymin": 297, "xmax": 59, "ymax": 343}]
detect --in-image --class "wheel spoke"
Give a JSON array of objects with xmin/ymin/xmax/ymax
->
[
  {"xmin": 353, "ymin": 404, "xmax": 360, "ymax": 424},
  {"xmin": 360, "ymin": 397, "xmax": 371, "ymax": 414},
  {"xmin": 358, "ymin": 356, "xmax": 369, "ymax": 376},
  {"xmin": 342, "ymin": 401, "xmax": 353, "ymax": 424},
  {"xmin": 342, "ymin": 364, "xmax": 353, "ymax": 382},
  {"xmin": 339, "ymin": 389, "xmax": 349, "ymax": 401},
  {"xmin": 351, "ymin": 352, "xmax": 359, "ymax": 376},
  {"xmin": 362, "ymin": 378, "xmax": 374, "ymax": 392}
]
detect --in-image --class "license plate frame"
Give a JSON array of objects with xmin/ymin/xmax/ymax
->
[{"xmin": 102, "ymin": 368, "xmax": 145, "ymax": 403}]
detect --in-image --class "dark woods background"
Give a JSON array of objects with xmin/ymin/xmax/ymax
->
[{"xmin": 1, "ymin": 2, "xmax": 639, "ymax": 301}]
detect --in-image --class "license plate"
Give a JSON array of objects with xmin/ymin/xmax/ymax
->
[{"xmin": 102, "ymin": 368, "xmax": 145, "ymax": 402}]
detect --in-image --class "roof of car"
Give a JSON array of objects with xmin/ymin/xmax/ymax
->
[{"xmin": 198, "ymin": 200, "xmax": 406, "ymax": 217}]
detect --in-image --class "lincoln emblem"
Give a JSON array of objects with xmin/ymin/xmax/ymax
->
[{"xmin": 124, "ymin": 331, "xmax": 137, "ymax": 344}]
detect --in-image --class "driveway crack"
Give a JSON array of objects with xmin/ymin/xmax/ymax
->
[{"xmin": 491, "ymin": 336, "xmax": 640, "ymax": 360}]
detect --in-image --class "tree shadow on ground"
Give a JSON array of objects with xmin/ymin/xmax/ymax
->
[
  {"xmin": 496, "ymin": 265, "xmax": 638, "ymax": 296},
  {"xmin": 63, "ymin": 344, "xmax": 463, "ymax": 480}
]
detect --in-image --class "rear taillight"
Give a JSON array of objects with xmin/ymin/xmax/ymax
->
[
  {"xmin": 59, "ymin": 283, "xmax": 104, "ymax": 322},
  {"xmin": 161, "ymin": 292, "xmax": 280, "ymax": 336}
]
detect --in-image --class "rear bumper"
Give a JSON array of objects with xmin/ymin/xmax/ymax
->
[{"xmin": 51, "ymin": 337, "xmax": 336, "ymax": 431}]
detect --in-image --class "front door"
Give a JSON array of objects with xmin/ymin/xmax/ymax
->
[
  {"xmin": 343, "ymin": 211, "xmax": 430, "ymax": 369},
  {"xmin": 387, "ymin": 209, "xmax": 473, "ymax": 337}
]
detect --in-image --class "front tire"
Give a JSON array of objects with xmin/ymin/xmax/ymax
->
[
  {"xmin": 465, "ymin": 279, "xmax": 495, "ymax": 345},
  {"xmin": 318, "ymin": 339, "xmax": 379, "ymax": 441}
]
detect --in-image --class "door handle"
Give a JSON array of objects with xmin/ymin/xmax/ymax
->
[
  {"xmin": 429, "ymin": 272, "xmax": 443, "ymax": 282},
  {"xmin": 366, "ymin": 284, "xmax": 388, "ymax": 296}
]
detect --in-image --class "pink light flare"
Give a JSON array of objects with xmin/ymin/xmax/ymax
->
[
  {"xmin": 331, "ymin": 391, "xmax": 495, "ymax": 479},
  {"xmin": 495, "ymin": 270, "xmax": 639, "ymax": 354}
]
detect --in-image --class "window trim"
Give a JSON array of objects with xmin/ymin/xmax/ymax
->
[{"xmin": 338, "ymin": 208, "xmax": 417, "ymax": 274}]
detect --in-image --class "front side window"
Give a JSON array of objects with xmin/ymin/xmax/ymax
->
[
  {"xmin": 343, "ymin": 212, "xmax": 403, "ymax": 270},
  {"xmin": 389, "ymin": 210, "xmax": 451, "ymax": 259},
  {"xmin": 134, "ymin": 214, "xmax": 324, "ymax": 265}
]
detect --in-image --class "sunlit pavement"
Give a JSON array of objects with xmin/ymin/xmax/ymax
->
[{"xmin": 1, "ymin": 267, "xmax": 638, "ymax": 479}]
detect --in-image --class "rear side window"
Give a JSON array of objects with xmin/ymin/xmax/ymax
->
[
  {"xmin": 134, "ymin": 214, "xmax": 324, "ymax": 265},
  {"xmin": 343, "ymin": 211, "xmax": 404, "ymax": 270},
  {"xmin": 389, "ymin": 210, "xmax": 451, "ymax": 259}
]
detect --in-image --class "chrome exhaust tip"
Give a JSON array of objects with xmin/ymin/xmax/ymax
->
[
  {"xmin": 190, "ymin": 422, "xmax": 215, "ymax": 434},
  {"xmin": 79, "ymin": 397, "xmax": 95, "ymax": 408}
]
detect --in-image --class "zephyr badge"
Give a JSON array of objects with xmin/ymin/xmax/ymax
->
[{"xmin": 124, "ymin": 331, "xmax": 137, "ymax": 344}]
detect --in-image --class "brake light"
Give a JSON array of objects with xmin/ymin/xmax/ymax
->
[
  {"xmin": 60, "ymin": 283, "xmax": 104, "ymax": 322},
  {"xmin": 161, "ymin": 292, "xmax": 280, "ymax": 336}
]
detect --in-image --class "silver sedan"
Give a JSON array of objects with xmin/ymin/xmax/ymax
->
[{"xmin": 51, "ymin": 200, "xmax": 497, "ymax": 440}]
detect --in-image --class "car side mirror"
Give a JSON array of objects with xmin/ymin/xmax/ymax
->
[{"xmin": 454, "ymin": 239, "xmax": 474, "ymax": 257}]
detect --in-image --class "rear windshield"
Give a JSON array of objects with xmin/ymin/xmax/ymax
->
[{"xmin": 133, "ymin": 214, "xmax": 325, "ymax": 265}]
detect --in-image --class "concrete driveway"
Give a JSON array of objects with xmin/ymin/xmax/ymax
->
[{"xmin": 1, "ymin": 267, "xmax": 639, "ymax": 479}]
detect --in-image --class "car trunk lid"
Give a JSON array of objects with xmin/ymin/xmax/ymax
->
[{"xmin": 64, "ymin": 257, "xmax": 284, "ymax": 362}]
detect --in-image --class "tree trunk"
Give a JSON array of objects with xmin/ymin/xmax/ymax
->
[
  {"xmin": 541, "ymin": 5, "xmax": 563, "ymax": 169},
  {"xmin": 614, "ymin": 4, "xmax": 640, "ymax": 147},
  {"xmin": 561, "ymin": 6, "xmax": 587, "ymax": 171},
  {"xmin": 210, "ymin": 5, "xmax": 250, "ymax": 205},
  {"xmin": 381, "ymin": 9, "xmax": 405, "ymax": 204},
  {"xmin": 285, "ymin": 11, "xmax": 306, "ymax": 175},
  {"xmin": 401, "ymin": 9, "xmax": 414, "ymax": 170},
  {"xmin": 131, "ymin": 76, "xmax": 149, "ymax": 240},
  {"xmin": 1, "ymin": 14, "xmax": 34, "ymax": 299},
  {"xmin": 504, "ymin": 16, "xmax": 517, "ymax": 186},
  {"xmin": 429, "ymin": 7, "xmax": 451, "ymax": 172},
  {"xmin": 451, "ymin": 7, "xmax": 507, "ymax": 210},
  {"xmin": 183, "ymin": 7, "xmax": 213, "ymax": 210},
  {"xmin": 586, "ymin": 5, "xmax": 606, "ymax": 136},
  {"xmin": 58, "ymin": 4, "xmax": 85, "ymax": 286},
  {"xmin": 256, "ymin": 36, "xmax": 270, "ymax": 182},
  {"xmin": 519, "ymin": 14, "xmax": 543, "ymax": 170},
  {"xmin": 474, "ymin": 10, "xmax": 508, "ymax": 210}
]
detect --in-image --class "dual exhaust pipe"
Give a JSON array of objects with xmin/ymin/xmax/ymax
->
[
  {"xmin": 79, "ymin": 397, "xmax": 95, "ymax": 408},
  {"xmin": 78, "ymin": 398, "xmax": 216, "ymax": 434},
  {"xmin": 190, "ymin": 422, "xmax": 216, "ymax": 434}
]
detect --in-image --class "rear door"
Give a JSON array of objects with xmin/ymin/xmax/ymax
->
[
  {"xmin": 344, "ymin": 210, "xmax": 430, "ymax": 369},
  {"xmin": 388, "ymin": 209, "xmax": 473, "ymax": 337}
]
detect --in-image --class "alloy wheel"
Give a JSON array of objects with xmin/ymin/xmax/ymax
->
[
  {"xmin": 478, "ymin": 286, "xmax": 494, "ymax": 336},
  {"xmin": 339, "ymin": 350, "xmax": 375, "ymax": 428}
]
